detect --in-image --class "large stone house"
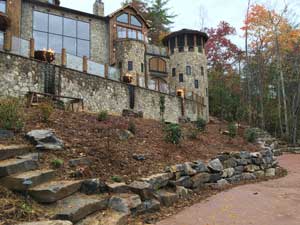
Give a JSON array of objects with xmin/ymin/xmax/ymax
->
[{"xmin": 0, "ymin": 0, "xmax": 209, "ymax": 122}]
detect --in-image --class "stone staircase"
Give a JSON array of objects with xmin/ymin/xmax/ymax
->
[{"xmin": 0, "ymin": 145, "xmax": 128, "ymax": 225}]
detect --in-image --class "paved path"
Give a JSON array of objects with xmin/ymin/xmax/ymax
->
[{"xmin": 157, "ymin": 154, "xmax": 300, "ymax": 225}]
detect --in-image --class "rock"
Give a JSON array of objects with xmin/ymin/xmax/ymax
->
[
  {"xmin": 80, "ymin": 179, "xmax": 108, "ymax": 195},
  {"xmin": 223, "ymin": 158, "xmax": 238, "ymax": 168},
  {"xmin": 234, "ymin": 166, "xmax": 244, "ymax": 175},
  {"xmin": 165, "ymin": 164, "xmax": 185, "ymax": 173},
  {"xmin": 245, "ymin": 164, "xmax": 260, "ymax": 173},
  {"xmin": 29, "ymin": 180, "xmax": 82, "ymax": 203},
  {"xmin": 252, "ymin": 157, "xmax": 263, "ymax": 165},
  {"xmin": 0, "ymin": 157, "xmax": 38, "ymax": 177},
  {"xmin": 208, "ymin": 159, "xmax": 223, "ymax": 172},
  {"xmin": 265, "ymin": 168, "xmax": 276, "ymax": 177},
  {"xmin": 235, "ymin": 159, "xmax": 248, "ymax": 166},
  {"xmin": 107, "ymin": 182, "xmax": 129, "ymax": 193},
  {"xmin": 226, "ymin": 175, "xmax": 242, "ymax": 184},
  {"xmin": 0, "ymin": 144, "xmax": 32, "ymax": 161},
  {"xmin": 133, "ymin": 199, "xmax": 161, "ymax": 215},
  {"xmin": 176, "ymin": 186, "xmax": 191, "ymax": 199},
  {"xmin": 254, "ymin": 170, "xmax": 265, "ymax": 178},
  {"xmin": 273, "ymin": 149, "xmax": 283, "ymax": 156},
  {"xmin": 240, "ymin": 151, "xmax": 251, "ymax": 159},
  {"xmin": 0, "ymin": 129, "xmax": 14, "ymax": 139},
  {"xmin": 132, "ymin": 154, "xmax": 146, "ymax": 161},
  {"xmin": 191, "ymin": 172, "xmax": 210, "ymax": 189},
  {"xmin": 222, "ymin": 168, "xmax": 235, "ymax": 178},
  {"xmin": 209, "ymin": 172, "xmax": 222, "ymax": 183},
  {"xmin": 250, "ymin": 152, "xmax": 262, "ymax": 158},
  {"xmin": 54, "ymin": 194, "xmax": 109, "ymax": 223},
  {"xmin": 241, "ymin": 173, "xmax": 256, "ymax": 180},
  {"xmin": 122, "ymin": 109, "xmax": 143, "ymax": 118},
  {"xmin": 169, "ymin": 176, "xmax": 193, "ymax": 189},
  {"xmin": 153, "ymin": 190, "xmax": 178, "ymax": 207},
  {"xmin": 128, "ymin": 181, "xmax": 153, "ymax": 200},
  {"xmin": 275, "ymin": 167, "xmax": 286, "ymax": 176},
  {"xmin": 117, "ymin": 130, "xmax": 134, "ymax": 141},
  {"xmin": 183, "ymin": 162, "xmax": 197, "ymax": 176},
  {"xmin": 109, "ymin": 193, "xmax": 142, "ymax": 214},
  {"xmin": 18, "ymin": 221, "xmax": 73, "ymax": 225},
  {"xmin": 261, "ymin": 149, "xmax": 273, "ymax": 157},
  {"xmin": 77, "ymin": 210, "xmax": 128, "ymax": 225},
  {"xmin": 217, "ymin": 179, "xmax": 230, "ymax": 189},
  {"xmin": 26, "ymin": 130, "xmax": 64, "ymax": 151},
  {"xmin": 215, "ymin": 153, "xmax": 231, "ymax": 162},
  {"xmin": 192, "ymin": 160, "xmax": 209, "ymax": 172},
  {"xmin": 140, "ymin": 173, "xmax": 173, "ymax": 190},
  {"xmin": 69, "ymin": 158, "xmax": 92, "ymax": 167}
]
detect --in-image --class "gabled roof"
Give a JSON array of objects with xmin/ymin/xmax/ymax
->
[
  {"xmin": 109, "ymin": 4, "xmax": 150, "ymax": 28},
  {"xmin": 162, "ymin": 29, "xmax": 209, "ymax": 45}
]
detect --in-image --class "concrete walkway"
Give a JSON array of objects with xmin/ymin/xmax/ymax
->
[{"xmin": 157, "ymin": 154, "xmax": 300, "ymax": 225}]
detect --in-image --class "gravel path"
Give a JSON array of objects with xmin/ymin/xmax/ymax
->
[{"xmin": 156, "ymin": 154, "xmax": 300, "ymax": 225}]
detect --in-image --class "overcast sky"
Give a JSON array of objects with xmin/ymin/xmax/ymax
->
[{"xmin": 60, "ymin": 0, "xmax": 300, "ymax": 48}]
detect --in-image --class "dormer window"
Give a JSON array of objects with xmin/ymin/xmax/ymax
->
[
  {"xmin": 117, "ymin": 13, "xmax": 129, "ymax": 24},
  {"xmin": 130, "ymin": 15, "xmax": 142, "ymax": 27},
  {"xmin": 0, "ymin": 0, "xmax": 6, "ymax": 13}
]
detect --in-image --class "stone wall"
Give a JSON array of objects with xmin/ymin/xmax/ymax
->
[
  {"xmin": 21, "ymin": 1, "xmax": 110, "ymax": 64},
  {"xmin": 0, "ymin": 52, "xmax": 204, "ymax": 123}
]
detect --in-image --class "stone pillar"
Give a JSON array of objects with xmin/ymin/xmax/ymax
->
[
  {"xmin": 30, "ymin": 38, "xmax": 35, "ymax": 58},
  {"xmin": 4, "ymin": 31, "xmax": 12, "ymax": 51},
  {"xmin": 61, "ymin": 48, "xmax": 66, "ymax": 67},
  {"xmin": 93, "ymin": 0, "xmax": 104, "ymax": 17},
  {"xmin": 83, "ymin": 56, "xmax": 88, "ymax": 73}
]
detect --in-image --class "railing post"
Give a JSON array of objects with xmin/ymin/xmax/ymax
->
[
  {"xmin": 104, "ymin": 64, "xmax": 109, "ymax": 78},
  {"xmin": 82, "ymin": 56, "xmax": 88, "ymax": 73},
  {"xmin": 61, "ymin": 48, "xmax": 66, "ymax": 67},
  {"xmin": 29, "ymin": 38, "xmax": 35, "ymax": 58},
  {"xmin": 4, "ymin": 31, "xmax": 12, "ymax": 52}
]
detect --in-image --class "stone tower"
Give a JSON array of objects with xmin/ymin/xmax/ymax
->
[
  {"xmin": 162, "ymin": 29, "xmax": 209, "ymax": 120},
  {"xmin": 93, "ymin": 0, "xmax": 104, "ymax": 17}
]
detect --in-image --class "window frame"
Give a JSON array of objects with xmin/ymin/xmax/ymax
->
[
  {"xmin": 179, "ymin": 73, "xmax": 184, "ymax": 83},
  {"xmin": 32, "ymin": 10, "xmax": 91, "ymax": 57},
  {"xmin": 194, "ymin": 79, "xmax": 199, "ymax": 89},
  {"xmin": 172, "ymin": 68, "xmax": 176, "ymax": 77},
  {"xmin": 0, "ymin": 0, "xmax": 6, "ymax": 13},
  {"xmin": 128, "ymin": 61, "xmax": 133, "ymax": 71},
  {"xmin": 186, "ymin": 66, "xmax": 192, "ymax": 75},
  {"xmin": 141, "ymin": 63, "xmax": 144, "ymax": 73}
]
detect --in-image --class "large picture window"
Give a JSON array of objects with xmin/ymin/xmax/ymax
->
[
  {"xmin": 0, "ymin": 0, "xmax": 6, "ymax": 13},
  {"xmin": 33, "ymin": 11, "xmax": 90, "ymax": 57}
]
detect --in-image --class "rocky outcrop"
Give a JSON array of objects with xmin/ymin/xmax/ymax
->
[{"xmin": 26, "ymin": 130, "xmax": 64, "ymax": 151}]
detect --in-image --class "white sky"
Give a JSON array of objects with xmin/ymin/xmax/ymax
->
[{"xmin": 60, "ymin": 0, "xmax": 300, "ymax": 49}]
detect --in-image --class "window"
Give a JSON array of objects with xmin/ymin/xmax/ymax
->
[
  {"xmin": 33, "ymin": 11, "xmax": 90, "ymax": 57},
  {"xmin": 0, "ymin": 0, "xmax": 6, "ymax": 13},
  {"xmin": 170, "ymin": 37, "xmax": 175, "ymax": 54},
  {"xmin": 130, "ymin": 15, "xmax": 142, "ymax": 27},
  {"xmin": 128, "ymin": 29, "xmax": 137, "ymax": 39},
  {"xmin": 117, "ymin": 13, "xmax": 129, "ymax": 24},
  {"xmin": 149, "ymin": 57, "xmax": 167, "ymax": 73},
  {"xmin": 137, "ymin": 31, "xmax": 143, "ymax": 41},
  {"xmin": 117, "ymin": 26, "xmax": 126, "ymax": 39},
  {"xmin": 179, "ymin": 73, "xmax": 184, "ymax": 82},
  {"xmin": 178, "ymin": 35, "xmax": 185, "ymax": 52},
  {"xmin": 195, "ymin": 80, "xmax": 199, "ymax": 89},
  {"xmin": 172, "ymin": 68, "xmax": 176, "ymax": 77},
  {"xmin": 141, "ymin": 63, "xmax": 144, "ymax": 73},
  {"xmin": 186, "ymin": 66, "xmax": 191, "ymax": 75},
  {"xmin": 128, "ymin": 61, "xmax": 133, "ymax": 71},
  {"xmin": 201, "ymin": 66, "xmax": 204, "ymax": 76},
  {"xmin": 0, "ymin": 31, "xmax": 4, "ymax": 49},
  {"xmin": 197, "ymin": 35, "xmax": 203, "ymax": 53}
]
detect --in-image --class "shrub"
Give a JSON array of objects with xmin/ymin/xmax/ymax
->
[
  {"xmin": 0, "ymin": 97, "xmax": 24, "ymax": 131},
  {"xmin": 228, "ymin": 123, "xmax": 237, "ymax": 138},
  {"xmin": 128, "ymin": 120, "xmax": 136, "ymax": 134},
  {"xmin": 38, "ymin": 101, "xmax": 54, "ymax": 122},
  {"xmin": 195, "ymin": 117, "xmax": 207, "ymax": 131},
  {"xmin": 164, "ymin": 123, "xmax": 182, "ymax": 144},
  {"xmin": 244, "ymin": 128, "xmax": 258, "ymax": 143},
  {"xmin": 188, "ymin": 128, "xmax": 199, "ymax": 140},
  {"xmin": 97, "ymin": 111, "xmax": 108, "ymax": 121},
  {"xmin": 51, "ymin": 159, "xmax": 64, "ymax": 168},
  {"xmin": 111, "ymin": 175, "xmax": 123, "ymax": 183}
]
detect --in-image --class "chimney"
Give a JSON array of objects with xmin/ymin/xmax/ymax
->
[{"xmin": 93, "ymin": 0, "xmax": 104, "ymax": 17}]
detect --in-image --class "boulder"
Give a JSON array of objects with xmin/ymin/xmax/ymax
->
[
  {"xmin": 222, "ymin": 168, "xmax": 235, "ymax": 178},
  {"xmin": 223, "ymin": 158, "xmax": 238, "ymax": 168},
  {"xmin": 169, "ymin": 176, "xmax": 193, "ymax": 189},
  {"xmin": 107, "ymin": 182, "xmax": 129, "ymax": 194},
  {"xmin": 245, "ymin": 164, "xmax": 260, "ymax": 173},
  {"xmin": 254, "ymin": 170, "xmax": 265, "ymax": 178},
  {"xmin": 207, "ymin": 179, "xmax": 230, "ymax": 190},
  {"xmin": 76, "ymin": 210, "xmax": 128, "ymax": 225},
  {"xmin": 239, "ymin": 151, "xmax": 251, "ymax": 159},
  {"xmin": 109, "ymin": 193, "xmax": 142, "ymax": 214},
  {"xmin": 176, "ymin": 186, "xmax": 191, "ymax": 199},
  {"xmin": 226, "ymin": 175, "xmax": 242, "ymax": 184},
  {"xmin": 208, "ymin": 159, "xmax": 223, "ymax": 172},
  {"xmin": 192, "ymin": 160, "xmax": 209, "ymax": 172},
  {"xmin": 153, "ymin": 190, "xmax": 178, "ymax": 207},
  {"xmin": 128, "ymin": 181, "xmax": 153, "ymax": 200},
  {"xmin": 69, "ymin": 158, "xmax": 92, "ymax": 167},
  {"xmin": 0, "ymin": 129, "xmax": 14, "ymax": 139},
  {"xmin": 265, "ymin": 168, "xmax": 276, "ymax": 177},
  {"xmin": 235, "ymin": 159, "xmax": 248, "ymax": 166},
  {"xmin": 241, "ymin": 173, "xmax": 256, "ymax": 181},
  {"xmin": 191, "ymin": 172, "xmax": 210, "ymax": 189},
  {"xmin": 165, "ymin": 164, "xmax": 185, "ymax": 173},
  {"xmin": 183, "ymin": 162, "xmax": 197, "ymax": 176},
  {"xmin": 209, "ymin": 172, "xmax": 222, "ymax": 183},
  {"xmin": 234, "ymin": 166, "xmax": 244, "ymax": 175},
  {"xmin": 140, "ymin": 173, "xmax": 173, "ymax": 190},
  {"xmin": 133, "ymin": 199, "xmax": 160, "ymax": 215},
  {"xmin": 18, "ymin": 221, "xmax": 72, "ymax": 225},
  {"xmin": 26, "ymin": 130, "xmax": 64, "ymax": 151},
  {"xmin": 80, "ymin": 179, "xmax": 108, "ymax": 195}
]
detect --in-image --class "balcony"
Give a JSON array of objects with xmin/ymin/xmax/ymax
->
[{"xmin": 0, "ymin": 12, "xmax": 10, "ymax": 31}]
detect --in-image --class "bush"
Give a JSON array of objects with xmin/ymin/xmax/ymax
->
[
  {"xmin": 97, "ymin": 111, "xmax": 108, "ymax": 121},
  {"xmin": 0, "ymin": 97, "xmax": 24, "ymax": 131},
  {"xmin": 38, "ymin": 101, "xmax": 54, "ymax": 122},
  {"xmin": 111, "ymin": 175, "xmax": 123, "ymax": 183},
  {"xmin": 51, "ymin": 159, "xmax": 64, "ymax": 168},
  {"xmin": 228, "ymin": 123, "xmax": 237, "ymax": 138},
  {"xmin": 244, "ymin": 128, "xmax": 258, "ymax": 143},
  {"xmin": 164, "ymin": 123, "xmax": 182, "ymax": 144},
  {"xmin": 188, "ymin": 128, "xmax": 199, "ymax": 140},
  {"xmin": 128, "ymin": 120, "xmax": 136, "ymax": 134},
  {"xmin": 195, "ymin": 117, "xmax": 207, "ymax": 131}
]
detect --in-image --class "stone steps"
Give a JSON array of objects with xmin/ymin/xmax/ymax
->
[
  {"xmin": 76, "ymin": 209, "xmax": 128, "ymax": 225},
  {"xmin": 0, "ymin": 144, "xmax": 32, "ymax": 161},
  {"xmin": 17, "ymin": 221, "xmax": 73, "ymax": 225},
  {"xmin": 29, "ymin": 180, "xmax": 83, "ymax": 203},
  {"xmin": 0, "ymin": 169, "xmax": 56, "ymax": 191},
  {"xmin": 0, "ymin": 156, "xmax": 39, "ymax": 177},
  {"xmin": 54, "ymin": 194, "xmax": 109, "ymax": 223}
]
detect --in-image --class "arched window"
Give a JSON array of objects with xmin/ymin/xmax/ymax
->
[
  {"xmin": 149, "ymin": 57, "xmax": 167, "ymax": 73},
  {"xmin": 130, "ymin": 15, "xmax": 142, "ymax": 27},
  {"xmin": 117, "ymin": 13, "xmax": 129, "ymax": 24},
  {"xmin": 116, "ymin": 12, "xmax": 144, "ymax": 41}
]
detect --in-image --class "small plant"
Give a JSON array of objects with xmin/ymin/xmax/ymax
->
[
  {"xmin": 164, "ymin": 123, "xmax": 182, "ymax": 144},
  {"xmin": 111, "ymin": 175, "xmax": 123, "ymax": 183},
  {"xmin": 21, "ymin": 203, "xmax": 33, "ymax": 213},
  {"xmin": 0, "ymin": 97, "xmax": 24, "ymax": 131},
  {"xmin": 195, "ymin": 117, "xmax": 207, "ymax": 131},
  {"xmin": 188, "ymin": 128, "xmax": 199, "ymax": 140},
  {"xmin": 51, "ymin": 159, "xmax": 64, "ymax": 168},
  {"xmin": 97, "ymin": 111, "xmax": 108, "ymax": 121},
  {"xmin": 128, "ymin": 120, "xmax": 136, "ymax": 134},
  {"xmin": 244, "ymin": 128, "xmax": 258, "ymax": 143},
  {"xmin": 228, "ymin": 123, "xmax": 237, "ymax": 138},
  {"xmin": 38, "ymin": 101, "xmax": 54, "ymax": 122}
]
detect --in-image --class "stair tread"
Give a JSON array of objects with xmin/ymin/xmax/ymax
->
[
  {"xmin": 30, "ymin": 180, "xmax": 82, "ymax": 191},
  {"xmin": 0, "ymin": 156, "xmax": 38, "ymax": 177},
  {"xmin": 7, "ymin": 169, "xmax": 55, "ymax": 179}
]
